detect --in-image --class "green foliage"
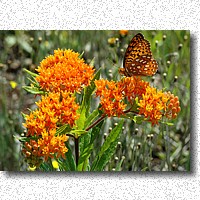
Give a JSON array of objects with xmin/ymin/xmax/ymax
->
[
  {"xmin": 76, "ymin": 68, "xmax": 101, "ymax": 130},
  {"xmin": 91, "ymin": 120, "xmax": 124, "ymax": 171},
  {"xmin": 77, "ymin": 121, "xmax": 104, "ymax": 171},
  {"xmin": 57, "ymin": 143, "xmax": 76, "ymax": 171}
]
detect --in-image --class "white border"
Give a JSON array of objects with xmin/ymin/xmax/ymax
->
[{"xmin": 0, "ymin": 0, "xmax": 199, "ymax": 199}]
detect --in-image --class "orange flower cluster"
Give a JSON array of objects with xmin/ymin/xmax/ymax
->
[
  {"xmin": 95, "ymin": 77, "xmax": 181, "ymax": 125},
  {"xmin": 23, "ymin": 91, "xmax": 79, "ymax": 162},
  {"xmin": 36, "ymin": 49, "xmax": 95, "ymax": 93},
  {"xmin": 120, "ymin": 77, "xmax": 150, "ymax": 102},
  {"xmin": 22, "ymin": 128, "xmax": 68, "ymax": 165},
  {"xmin": 138, "ymin": 87, "xmax": 181, "ymax": 125},
  {"xmin": 22, "ymin": 49, "xmax": 95, "ymax": 167},
  {"xmin": 24, "ymin": 91, "xmax": 79, "ymax": 136},
  {"xmin": 164, "ymin": 92, "xmax": 181, "ymax": 120},
  {"xmin": 95, "ymin": 77, "xmax": 149, "ymax": 117},
  {"xmin": 37, "ymin": 128, "xmax": 68, "ymax": 161},
  {"xmin": 95, "ymin": 79, "xmax": 126, "ymax": 117}
]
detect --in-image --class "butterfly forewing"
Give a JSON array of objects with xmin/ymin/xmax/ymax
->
[{"xmin": 122, "ymin": 33, "xmax": 158, "ymax": 77}]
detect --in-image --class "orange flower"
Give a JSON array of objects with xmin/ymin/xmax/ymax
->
[
  {"xmin": 95, "ymin": 79, "xmax": 126, "ymax": 117},
  {"xmin": 24, "ymin": 91, "xmax": 79, "ymax": 137},
  {"xmin": 138, "ymin": 86, "xmax": 181, "ymax": 125},
  {"xmin": 37, "ymin": 128, "xmax": 68, "ymax": 161},
  {"xmin": 23, "ymin": 129, "xmax": 68, "ymax": 163},
  {"xmin": 22, "ymin": 91, "xmax": 79, "ymax": 163},
  {"xmin": 95, "ymin": 77, "xmax": 180, "ymax": 125},
  {"xmin": 138, "ymin": 86, "xmax": 166, "ymax": 125},
  {"xmin": 164, "ymin": 92, "xmax": 181, "ymax": 120},
  {"xmin": 36, "ymin": 91, "xmax": 80, "ymax": 127},
  {"xmin": 95, "ymin": 77, "xmax": 150, "ymax": 117},
  {"xmin": 36, "ymin": 49, "xmax": 95, "ymax": 93},
  {"xmin": 119, "ymin": 77, "xmax": 149, "ymax": 103}
]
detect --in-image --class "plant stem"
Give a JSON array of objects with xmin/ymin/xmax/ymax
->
[
  {"xmin": 85, "ymin": 114, "xmax": 106, "ymax": 131},
  {"xmin": 75, "ymin": 137, "xmax": 79, "ymax": 166},
  {"xmin": 85, "ymin": 108, "xmax": 138, "ymax": 132}
]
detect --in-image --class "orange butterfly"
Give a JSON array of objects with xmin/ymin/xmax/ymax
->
[{"xmin": 119, "ymin": 33, "xmax": 158, "ymax": 76}]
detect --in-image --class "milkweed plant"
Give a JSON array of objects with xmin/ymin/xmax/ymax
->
[{"xmin": 18, "ymin": 48, "xmax": 181, "ymax": 171}]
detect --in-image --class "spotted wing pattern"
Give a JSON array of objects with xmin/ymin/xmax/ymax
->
[{"xmin": 120, "ymin": 33, "xmax": 158, "ymax": 77}]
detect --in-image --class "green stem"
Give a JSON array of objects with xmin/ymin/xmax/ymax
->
[
  {"xmin": 85, "ymin": 114, "xmax": 106, "ymax": 131},
  {"xmin": 165, "ymin": 124, "xmax": 171, "ymax": 170},
  {"xmin": 75, "ymin": 137, "xmax": 79, "ymax": 166},
  {"xmin": 162, "ymin": 119, "xmax": 171, "ymax": 171},
  {"xmin": 85, "ymin": 107, "xmax": 139, "ymax": 132}
]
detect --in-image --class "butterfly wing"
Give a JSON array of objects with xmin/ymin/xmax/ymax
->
[{"xmin": 121, "ymin": 33, "xmax": 158, "ymax": 77}]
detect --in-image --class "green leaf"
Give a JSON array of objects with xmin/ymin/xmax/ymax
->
[
  {"xmin": 133, "ymin": 115, "xmax": 144, "ymax": 124},
  {"xmin": 23, "ymin": 68, "xmax": 38, "ymax": 77},
  {"xmin": 84, "ymin": 109, "xmax": 99, "ymax": 129},
  {"xmin": 120, "ymin": 113, "xmax": 143, "ymax": 125},
  {"xmin": 57, "ymin": 143, "xmax": 76, "ymax": 171},
  {"xmin": 56, "ymin": 124, "xmax": 72, "ymax": 136},
  {"xmin": 23, "ymin": 86, "xmax": 46, "ymax": 95},
  {"xmin": 76, "ymin": 68, "xmax": 101, "ymax": 130},
  {"xmin": 39, "ymin": 162, "xmax": 53, "ymax": 171},
  {"xmin": 70, "ymin": 130, "xmax": 88, "ymax": 138},
  {"xmin": 77, "ymin": 120, "xmax": 104, "ymax": 171},
  {"xmin": 13, "ymin": 135, "xmax": 28, "ymax": 142},
  {"xmin": 91, "ymin": 119, "xmax": 124, "ymax": 171},
  {"xmin": 141, "ymin": 167, "xmax": 149, "ymax": 171},
  {"xmin": 21, "ymin": 112, "xmax": 27, "ymax": 120},
  {"xmin": 79, "ymin": 51, "xmax": 84, "ymax": 58},
  {"xmin": 78, "ymin": 131, "xmax": 91, "ymax": 170},
  {"xmin": 130, "ymin": 97, "xmax": 139, "ymax": 112},
  {"xmin": 27, "ymin": 77, "xmax": 40, "ymax": 88},
  {"xmin": 161, "ymin": 121, "xmax": 174, "ymax": 126},
  {"xmin": 13, "ymin": 135, "xmax": 37, "ymax": 143}
]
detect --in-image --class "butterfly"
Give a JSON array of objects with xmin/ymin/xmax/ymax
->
[{"xmin": 119, "ymin": 33, "xmax": 158, "ymax": 76}]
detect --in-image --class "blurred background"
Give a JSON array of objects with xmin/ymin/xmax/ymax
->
[{"xmin": 0, "ymin": 30, "xmax": 190, "ymax": 171}]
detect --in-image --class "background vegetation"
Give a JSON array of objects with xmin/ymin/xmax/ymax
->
[{"xmin": 0, "ymin": 30, "xmax": 190, "ymax": 171}]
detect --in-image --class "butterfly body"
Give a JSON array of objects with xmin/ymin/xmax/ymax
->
[{"xmin": 120, "ymin": 33, "xmax": 158, "ymax": 77}]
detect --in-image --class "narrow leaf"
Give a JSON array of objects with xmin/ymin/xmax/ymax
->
[
  {"xmin": 27, "ymin": 77, "xmax": 40, "ymax": 88},
  {"xmin": 76, "ymin": 68, "xmax": 101, "ymax": 130},
  {"xmin": 56, "ymin": 124, "xmax": 72, "ymax": 136},
  {"xmin": 91, "ymin": 119, "xmax": 124, "ymax": 171},
  {"xmin": 23, "ymin": 68, "xmax": 38, "ymax": 77},
  {"xmin": 84, "ymin": 109, "xmax": 99, "ymax": 129},
  {"xmin": 23, "ymin": 86, "xmax": 46, "ymax": 95},
  {"xmin": 71, "ymin": 130, "xmax": 88, "ymax": 138},
  {"xmin": 57, "ymin": 143, "xmax": 76, "ymax": 171},
  {"xmin": 77, "ymin": 120, "xmax": 104, "ymax": 171}
]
